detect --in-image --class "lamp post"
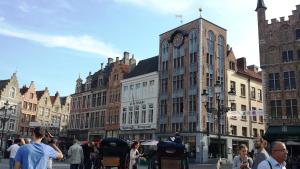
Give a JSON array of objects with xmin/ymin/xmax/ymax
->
[
  {"xmin": 202, "ymin": 81, "xmax": 236, "ymax": 159},
  {"xmin": 0, "ymin": 100, "xmax": 15, "ymax": 156}
]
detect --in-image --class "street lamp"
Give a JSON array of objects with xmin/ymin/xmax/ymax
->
[
  {"xmin": 0, "ymin": 100, "xmax": 15, "ymax": 156},
  {"xmin": 201, "ymin": 81, "xmax": 236, "ymax": 159}
]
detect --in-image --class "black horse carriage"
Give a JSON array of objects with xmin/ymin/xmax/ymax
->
[
  {"xmin": 99, "ymin": 138, "xmax": 130, "ymax": 169},
  {"xmin": 141, "ymin": 140, "xmax": 189, "ymax": 169}
]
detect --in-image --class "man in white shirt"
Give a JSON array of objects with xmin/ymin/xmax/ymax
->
[
  {"xmin": 6, "ymin": 139, "xmax": 21, "ymax": 169},
  {"xmin": 257, "ymin": 141, "xmax": 288, "ymax": 169}
]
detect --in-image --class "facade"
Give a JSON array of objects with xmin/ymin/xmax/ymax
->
[
  {"xmin": 226, "ymin": 53, "xmax": 265, "ymax": 162},
  {"xmin": 50, "ymin": 92, "xmax": 62, "ymax": 135},
  {"xmin": 59, "ymin": 96, "xmax": 71, "ymax": 136},
  {"xmin": 157, "ymin": 18, "xmax": 228, "ymax": 163},
  {"xmin": 19, "ymin": 81, "xmax": 38, "ymax": 137},
  {"xmin": 256, "ymin": 0, "xmax": 300, "ymax": 164},
  {"xmin": 256, "ymin": 1, "xmax": 300, "ymax": 139},
  {"xmin": 119, "ymin": 56, "xmax": 159, "ymax": 140},
  {"xmin": 0, "ymin": 73, "xmax": 21, "ymax": 148},
  {"xmin": 68, "ymin": 52, "xmax": 135, "ymax": 140},
  {"xmin": 36, "ymin": 88, "xmax": 53, "ymax": 129},
  {"xmin": 69, "ymin": 69, "xmax": 108, "ymax": 140},
  {"xmin": 105, "ymin": 53, "xmax": 135, "ymax": 137}
]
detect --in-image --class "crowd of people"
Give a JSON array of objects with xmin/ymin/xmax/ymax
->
[
  {"xmin": 231, "ymin": 137, "xmax": 289, "ymax": 169},
  {"xmin": 5, "ymin": 127, "xmax": 294, "ymax": 169}
]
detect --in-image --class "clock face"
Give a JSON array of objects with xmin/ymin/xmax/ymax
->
[{"xmin": 173, "ymin": 33, "xmax": 184, "ymax": 48}]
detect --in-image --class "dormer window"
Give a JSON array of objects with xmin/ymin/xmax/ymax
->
[
  {"xmin": 229, "ymin": 61, "xmax": 235, "ymax": 70},
  {"xmin": 10, "ymin": 87, "xmax": 16, "ymax": 98}
]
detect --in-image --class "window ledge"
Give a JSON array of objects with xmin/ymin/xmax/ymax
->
[{"xmin": 240, "ymin": 95, "xmax": 246, "ymax": 98}]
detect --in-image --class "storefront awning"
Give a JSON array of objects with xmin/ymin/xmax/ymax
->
[{"xmin": 263, "ymin": 126, "xmax": 300, "ymax": 142}]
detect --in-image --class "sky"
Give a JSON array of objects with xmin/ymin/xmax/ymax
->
[{"xmin": 0, "ymin": 0, "xmax": 299, "ymax": 96}]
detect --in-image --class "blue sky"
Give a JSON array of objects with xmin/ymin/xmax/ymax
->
[{"xmin": 0, "ymin": 0, "xmax": 299, "ymax": 96}]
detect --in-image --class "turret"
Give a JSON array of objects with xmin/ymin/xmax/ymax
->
[
  {"xmin": 255, "ymin": 0, "xmax": 267, "ymax": 40},
  {"xmin": 76, "ymin": 75, "xmax": 83, "ymax": 93}
]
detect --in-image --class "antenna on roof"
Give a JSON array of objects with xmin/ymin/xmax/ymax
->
[
  {"xmin": 199, "ymin": 8, "xmax": 203, "ymax": 18},
  {"xmin": 175, "ymin": 14, "xmax": 183, "ymax": 24}
]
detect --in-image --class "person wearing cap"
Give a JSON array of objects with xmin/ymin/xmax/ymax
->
[{"xmin": 13, "ymin": 127, "xmax": 63, "ymax": 169}]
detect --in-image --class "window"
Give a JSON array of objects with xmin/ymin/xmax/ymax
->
[
  {"xmin": 10, "ymin": 87, "xmax": 16, "ymax": 98},
  {"xmin": 229, "ymin": 61, "xmax": 235, "ymax": 70},
  {"xmin": 122, "ymin": 107, "xmax": 127, "ymax": 124},
  {"xmin": 298, "ymin": 49, "xmax": 300, "ymax": 60},
  {"xmin": 128, "ymin": 106, "xmax": 133, "ymax": 124},
  {"xmin": 269, "ymin": 73, "xmax": 280, "ymax": 91},
  {"xmin": 258, "ymin": 89, "xmax": 262, "ymax": 101},
  {"xmin": 124, "ymin": 86, "xmax": 128, "ymax": 91},
  {"xmin": 242, "ymin": 127, "xmax": 247, "ymax": 137},
  {"xmin": 240, "ymin": 84, "xmax": 246, "ymax": 97},
  {"xmin": 189, "ymin": 95, "xmax": 196, "ymax": 114},
  {"xmin": 253, "ymin": 128, "xmax": 258, "ymax": 137},
  {"xmin": 162, "ymin": 61, "xmax": 168, "ymax": 71},
  {"xmin": 260, "ymin": 130, "xmax": 264, "ymax": 137},
  {"xmin": 173, "ymin": 75, "xmax": 183, "ymax": 90},
  {"xmin": 150, "ymin": 80, "xmax": 154, "ymax": 86},
  {"xmin": 231, "ymin": 125, "xmax": 237, "ymax": 136},
  {"xmin": 189, "ymin": 72, "xmax": 197, "ymax": 87},
  {"xmin": 143, "ymin": 82, "xmax": 147, "ymax": 87},
  {"xmin": 231, "ymin": 103, "xmax": 236, "ymax": 111},
  {"xmin": 161, "ymin": 79, "xmax": 168, "ymax": 93},
  {"xmin": 141, "ymin": 104, "xmax": 146, "ymax": 123},
  {"xmin": 134, "ymin": 105, "xmax": 139, "ymax": 124},
  {"xmin": 284, "ymin": 71, "xmax": 296, "ymax": 90},
  {"xmin": 259, "ymin": 115, "xmax": 264, "ymax": 123},
  {"xmin": 136, "ymin": 83, "xmax": 140, "ymax": 89},
  {"xmin": 296, "ymin": 29, "xmax": 300, "ymax": 40},
  {"xmin": 282, "ymin": 50, "xmax": 293, "ymax": 62},
  {"xmin": 241, "ymin": 105, "xmax": 247, "ymax": 120},
  {"xmin": 148, "ymin": 104, "xmax": 154, "ymax": 123},
  {"xmin": 252, "ymin": 107, "xmax": 257, "ymax": 122},
  {"xmin": 92, "ymin": 94, "xmax": 96, "ymax": 107},
  {"xmin": 189, "ymin": 30, "xmax": 198, "ymax": 64},
  {"xmin": 160, "ymin": 100, "xmax": 167, "ymax": 117},
  {"xmin": 130, "ymin": 85, "xmax": 134, "ymax": 90},
  {"xmin": 271, "ymin": 100, "xmax": 282, "ymax": 119},
  {"xmin": 251, "ymin": 87, "xmax": 256, "ymax": 99},
  {"xmin": 230, "ymin": 81, "xmax": 236, "ymax": 92},
  {"xmin": 30, "ymin": 93, "xmax": 34, "ymax": 99},
  {"xmin": 173, "ymin": 97, "xmax": 183, "ymax": 116},
  {"xmin": 286, "ymin": 99, "xmax": 297, "ymax": 119},
  {"xmin": 207, "ymin": 31, "xmax": 214, "ymax": 65}
]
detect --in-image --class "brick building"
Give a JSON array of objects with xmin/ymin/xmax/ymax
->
[
  {"xmin": 157, "ymin": 18, "xmax": 229, "ymax": 163},
  {"xmin": 68, "ymin": 52, "xmax": 136, "ymax": 140},
  {"xmin": 19, "ymin": 81, "xmax": 38, "ymax": 137},
  {"xmin": 256, "ymin": 0, "xmax": 300, "ymax": 140}
]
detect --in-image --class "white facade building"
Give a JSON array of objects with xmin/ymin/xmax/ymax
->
[{"xmin": 119, "ymin": 56, "xmax": 158, "ymax": 140}]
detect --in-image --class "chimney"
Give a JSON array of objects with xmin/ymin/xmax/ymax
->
[
  {"xmin": 247, "ymin": 65, "xmax": 259, "ymax": 73},
  {"xmin": 237, "ymin": 57, "xmax": 247, "ymax": 71},
  {"xmin": 108, "ymin": 58, "xmax": 113, "ymax": 65},
  {"xmin": 101, "ymin": 63, "xmax": 104, "ymax": 70},
  {"xmin": 123, "ymin": 51, "xmax": 130, "ymax": 64}
]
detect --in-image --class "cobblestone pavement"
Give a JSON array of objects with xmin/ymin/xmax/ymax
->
[{"xmin": 0, "ymin": 159, "xmax": 232, "ymax": 169}]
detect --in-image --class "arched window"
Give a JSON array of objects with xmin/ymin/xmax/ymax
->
[
  {"xmin": 10, "ymin": 87, "xmax": 16, "ymax": 98},
  {"xmin": 189, "ymin": 30, "xmax": 198, "ymax": 64},
  {"xmin": 207, "ymin": 30, "xmax": 215, "ymax": 65},
  {"xmin": 162, "ymin": 40, "xmax": 169, "ymax": 61}
]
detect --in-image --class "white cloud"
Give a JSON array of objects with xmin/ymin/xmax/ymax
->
[{"xmin": 0, "ymin": 25, "xmax": 121, "ymax": 58}]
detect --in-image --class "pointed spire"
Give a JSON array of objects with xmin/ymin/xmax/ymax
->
[{"xmin": 255, "ymin": 0, "xmax": 267, "ymax": 11}]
